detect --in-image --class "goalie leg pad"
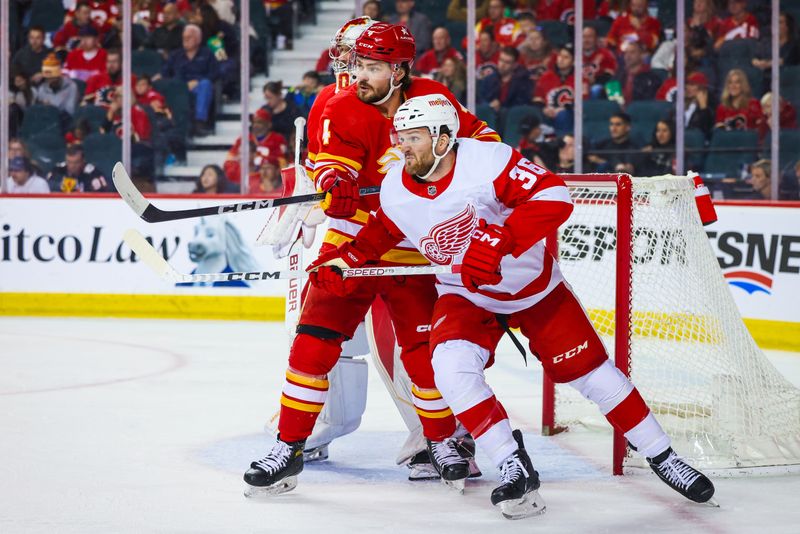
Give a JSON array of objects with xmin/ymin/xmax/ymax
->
[{"xmin": 305, "ymin": 356, "xmax": 368, "ymax": 450}]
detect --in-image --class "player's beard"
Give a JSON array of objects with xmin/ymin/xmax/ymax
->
[
  {"xmin": 405, "ymin": 152, "xmax": 434, "ymax": 178},
  {"xmin": 357, "ymin": 80, "xmax": 390, "ymax": 104}
]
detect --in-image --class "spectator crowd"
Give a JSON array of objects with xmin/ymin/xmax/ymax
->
[{"xmin": 5, "ymin": 0, "xmax": 800, "ymax": 199}]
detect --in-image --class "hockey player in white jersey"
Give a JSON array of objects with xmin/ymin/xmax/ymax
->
[{"xmin": 307, "ymin": 95, "xmax": 716, "ymax": 519}]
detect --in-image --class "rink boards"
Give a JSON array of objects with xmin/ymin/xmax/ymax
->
[{"xmin": 0, "ymin": 194, "xmax": 797, "ymax": 349}]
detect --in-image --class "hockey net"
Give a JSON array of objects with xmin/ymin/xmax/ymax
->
[{"xmin": 544, "ymin": 174, "xmax": 800, "ymax": 474}]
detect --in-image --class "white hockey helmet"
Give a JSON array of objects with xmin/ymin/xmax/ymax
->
[
  {"xmin": 394, "ymin": 94, "xmax": 460, "ymax": 180},
  {"xmin": 329, "ymin": 16, "xmax": 376, "ymax": 75}
]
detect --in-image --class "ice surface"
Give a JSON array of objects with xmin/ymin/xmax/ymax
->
[{"xmin": 1, "ymin": 317, "xmax": 799, "ymax": 533}]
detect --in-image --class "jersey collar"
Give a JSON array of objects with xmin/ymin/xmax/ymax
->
[{"xmin": 401, "ymin": 157, "xmax": 456, "ymax": 199}]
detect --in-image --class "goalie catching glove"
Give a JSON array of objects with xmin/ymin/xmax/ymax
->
[
  {"xmin": 461, "ymin": 220, "xmax": 515, "ymax": 292},
  {"xmin": 317, "ymin": 169, "xmax": 360, "ymax": 219}
]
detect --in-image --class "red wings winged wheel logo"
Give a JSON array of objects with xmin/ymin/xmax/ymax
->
[{"xmin": 419, "ymin": 205, "xmax": 478, "ymax": 265}]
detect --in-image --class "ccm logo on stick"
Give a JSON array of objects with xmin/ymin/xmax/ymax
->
[
  {"xmin": 553, "ymin": 340, "xmax": 589, "ymax": 364},
  {"xmin": 227, "ymin": 271, "xmax": 281, "ymax": 281}
]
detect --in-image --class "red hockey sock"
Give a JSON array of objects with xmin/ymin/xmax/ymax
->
[{"xmin": 411, "ymin": 386, "xmax": 457, "ymax": 441}]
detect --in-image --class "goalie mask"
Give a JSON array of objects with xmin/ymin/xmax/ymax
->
[
  {"xmin": 329, "ymin": 16, "xmax": 376, "ymax": 77},
  {"xmin": 394, "ymin": 94, "xmax": 460, "ymax": 181}
]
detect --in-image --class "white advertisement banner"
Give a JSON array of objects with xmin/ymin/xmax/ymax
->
[
  {"xmin": 0, "ymin": 197, "xmax": 797, "ymax": 324},
  {"xmin": 0, "ymin": 196, "xmax": 299, "ymax": 296},
  {"xmin": 708, "ymin": 204, "xmax": 800, "ymax": 323}
]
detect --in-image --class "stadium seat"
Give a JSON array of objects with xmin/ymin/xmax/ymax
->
[
  {"xmin": 28, "ymin": 0, "xmax": 66, "ymax": 32},
  {"xmin": 539, "ymin": 20, "xmax": 570, "ymax": 47},
  {"xmin": 132, "ymin": 50, "xmax": 164, "ymax": 77},
  {"xmin": 717, "ymin": 62, "xmax": 763, "ymax": 98},
  {"xmin": 502, "ymin": 105, "xmax": 544, "ymax": 148},
  {"xmin": 445, "ymin": 21, "xmax": 467, "ymax": 55},
  {"xmin": 780, "ymin": 66, "xmax": 800, "ymax": 111},
  {"xmin": 717, "ymin": 38, "xmax": 757, "ymax": 64},
  {"xmin": 761, "ymin": 129, "xmax": 800, "ymax": 168},
  {"xmin": 19, "ymin": 104, "xmax": 62, "ymax": 140},
  {"xmin": 684, "ymin": 128, "xmax": 707, "ymax": 173},
  {"xmin": 475, "ymin": 104, "xmax": 498, "ymax": 133},
  {"xmin": 83, "ymin": 133, "xmax": 122, "ymax": 181},
  {"xmin": 152, "ymin": 78, "xmax": 191, "ymax": 136},
  {"xmin": 704, "ymin": 130, "xmax": 759, "ymax": 177},
  {"xmin": 583, "ymin": 120, "xmax": 609, "ymax": 145},
  {"xmin": 74, "ymin": 105, "xmax": 108, "ymax": 133},
  {"xmin": 27, "ymin": 131, "xmax": 66, "ymax": 174},
  {"xmin": 626, "ymin": 100, "xmax": 673, "ymax": 125},
  {"xmin": 631, "ymin": 121, "xmax": 655, "ymax": 144},
  {"xmin": 588, "ymin": 18, "xmax": 611, "ymax": 38},
  {"xmin": 417, "ymin": 0, "xmax": 449, "ymax": 27},
  {"xmin": 583, "ymin": 100, "xmax": 621, "ymax": 122}
]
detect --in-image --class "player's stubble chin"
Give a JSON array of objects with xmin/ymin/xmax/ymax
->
[{"xmin": 357, "ymin": 83, "xmax": 389, "ymax": 104}]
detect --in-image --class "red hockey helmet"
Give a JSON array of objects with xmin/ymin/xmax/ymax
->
[{"xmin": 354, "ymin": 22, "xmax": 416, "ymax": 66}]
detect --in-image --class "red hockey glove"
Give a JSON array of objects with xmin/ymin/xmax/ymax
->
[
  {"xmin": 306, "ymin": 242, "xmax": 373, "ymax": 296},
  {"xmin": 460, "ymin": 220, "xmax": 515, "ymax": 292},
  {"xmin": 318, "ymin": 170, "xmax": 360, "ymax": 219}
]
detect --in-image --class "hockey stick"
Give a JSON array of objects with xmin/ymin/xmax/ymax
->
[
  {"xmin": 111, "ymin": 162, "xmax": 380, "ymax": 223},
  {"xmin": 124, "ymin": 229, "xmax": 455, "ymax": 284}
]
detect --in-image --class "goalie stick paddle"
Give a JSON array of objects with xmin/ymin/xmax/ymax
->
[
  {"xmin": 112, "ymin": 162, "xmax": 380, "ymax": 223},
  {"xmin": 123, "ymin": 229, "xmax": 457, "ymax": 284}
]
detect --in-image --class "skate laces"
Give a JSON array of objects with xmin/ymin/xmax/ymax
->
[
  {"xmin": 656, "ymin": 451, "xmax": 701, "ymax": 490},
  {"xmin": 431, "ymin": 438, "xmax": 465, "ymax": 467},
  {"xmin": 253, "ymin": 441, "xmax": 293, "ymax": 474},
  {"xmin": 499, "ymin": 454, "xmax": 529, "ymax": 485}
]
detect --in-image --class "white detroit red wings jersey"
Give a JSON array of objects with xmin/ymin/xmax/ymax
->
[{"xmin": 376, "ymin": 138, "xmax": 573, "ymax": 314}]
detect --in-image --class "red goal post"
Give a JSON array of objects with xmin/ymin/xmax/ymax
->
[{"xmin": 543, "ymin": 173, "xmax": 800, "ymax": 476}]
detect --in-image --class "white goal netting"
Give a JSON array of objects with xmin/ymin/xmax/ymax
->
[{"xmin": 554, "ymin": 175, "xmax": 800, "ymax": 471}]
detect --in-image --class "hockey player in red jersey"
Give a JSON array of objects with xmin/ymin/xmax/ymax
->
[
  {"xmin": 307, "ymin": 95, "xmax": 716, "ymax": 518},
  {"xmin": 243, "ymin": 23, "xmax": 500, "ymax": 497}
]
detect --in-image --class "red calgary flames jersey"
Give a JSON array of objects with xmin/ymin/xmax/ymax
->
[{"xmin": 313, "ymin": 77, "xmax": 500, "ymax": 264}]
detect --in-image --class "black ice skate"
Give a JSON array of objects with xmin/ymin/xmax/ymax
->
[
  {"xmin": 427, "ymin": 438, "xmax": 471, "ymax": 493},
  {"xmin": 647, "ymin": 448, "xmax": 717, "ymax": 505},
  {"xmin": 491, "ymin": 430, "xmax": 546, "ymax": 520},
  {"xmin": 456, "ymin": 434, "xmax": 482, "ymax": 478},
  {"xmin": 407, "ymin": 450, "xmax": 440, "ymax": 481},
  {"xmin": 243, "ymin": 437, "xmax": 305, "ymax": 497}
]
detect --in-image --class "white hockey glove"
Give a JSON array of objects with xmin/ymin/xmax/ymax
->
[{"xmin": 256, "ymin": 165, "xmax": 327, "ymax": 258}]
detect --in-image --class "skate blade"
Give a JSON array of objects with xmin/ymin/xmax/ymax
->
[
  {"xmin": 467, "ymin": 458, "xmax": 482, "ymax": 478},
  {"xmin": 408, "ymin": 464, "xmax": 441, "ymax": 481},
  {"xmin": 303, "ymin": 445, "xmax": 329, "ymax": 462},
  {"xmin": 703, "ymin": 497, "xmax": 720, "ymax": 508},
  {"xmin": 496, "ymin": 490, "xmax": 546, "ymax": 520},
  {"xmin": 243, "ymin": 476, "xmax": 298, "ymax": 498},
  {"xmin": 441, "ymin": 477, "xmax": 466, "ymax": 494}
]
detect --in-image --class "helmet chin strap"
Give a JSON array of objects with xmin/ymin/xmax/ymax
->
[
  {"xmin": 371, "ymin": 66, "xmax": 402, "ymax": 106},
  {"xmin": 416, "ymin": 135, "xmax": 453, "ymax": 181}
]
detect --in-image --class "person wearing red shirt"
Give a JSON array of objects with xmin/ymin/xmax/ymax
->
[
  {"xmin": 64, "ymin": 26, "xmax": 108, "ymax": 82},
  {"xmin": 759, "ymin": 92, "xmax": 798, "ymax": 138},
  {"xmin": 83, "ymin": 49, "xmax": 136, "ymax": 107},
  {"xmin": 688, "ymin": 0, "xmax": 722, "ymax": 39},
  {"xmin": 582, "ymin": 25, "xmax": 617, "ymax": 87},
  {"xmin": 606, "ymin": 0, "xmax": 662, "ymax": 53},
  {"xmin": 102, "ymin": 90, "xmax": 152, "ymax": 142},
  {"xmin": 714, "ymin": 68, "xmax": 764, "ymax": 131},
  {"xmin": 476, "ymin": 28, "xmax": 501, "ymax": 76},
  {"xmin": 534, "ymin": 43, "xmax": 588, "ymax": 134},
  {"xmin": 415, "ymin": 27, "xmax": 464, "ymax": 76},
  {"xmin": 518, "ymin": 28, "xmax": 555, "ymax": 84},
  {"xmin": 475, "ymin": 0, "xmax": 523, "ymax": 48},
  {"xmin": 66, "ymin": 0, "xmax": 119, "ymax": 28},
  {"xmin": 53, "ymin": 2, "xmax": 109, "ymax": 50},
  {"xmin": 224, "ymin": 108, "xmax": 288, "ymax": 183},
  {"xmin": 714, "ymin": 0, "xmax": 759, "ymax": 51}
]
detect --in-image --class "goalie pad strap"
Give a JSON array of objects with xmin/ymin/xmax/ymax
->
[{"xmin": 297, "ymin": 323, "xmax": 348, "ymax": 341}]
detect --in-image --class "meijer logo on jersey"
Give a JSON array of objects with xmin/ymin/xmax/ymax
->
[{"xmin": 553, "ymin": 340, "xmax": 589, "ymax": 364}]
